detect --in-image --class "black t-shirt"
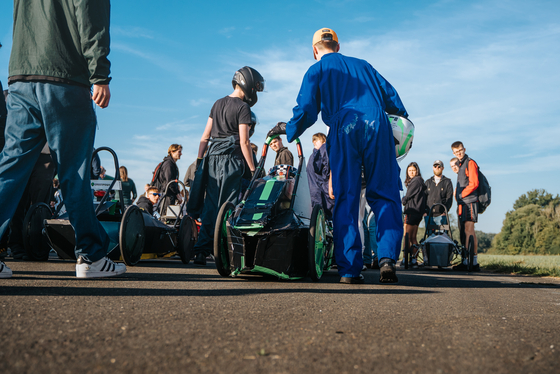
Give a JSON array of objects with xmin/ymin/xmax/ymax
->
[{"xmin": 209, "ymin": 96, "xmax": 252, "ymax": 138}]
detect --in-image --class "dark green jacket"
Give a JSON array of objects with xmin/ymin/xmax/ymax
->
[{"xmin": 9, "ymin": 0, "xmax": 111, "ymax": 87}]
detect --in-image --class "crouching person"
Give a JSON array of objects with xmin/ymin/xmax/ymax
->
[{"xmin": 136, "ymin": 187, "xmax": 161, "ymax": 216}]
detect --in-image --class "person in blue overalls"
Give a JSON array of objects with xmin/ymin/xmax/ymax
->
[
  {"xmin": 268, "ymin": 28, "xmax": 409, "ymax": 284},
  {"xmin": 187, "ymin": 67, "xmax": 264, "ymax": 266}
]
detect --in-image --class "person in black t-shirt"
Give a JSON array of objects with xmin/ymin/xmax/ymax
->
[{"xmin": 188, "ymin": 66, "xmax": 264, "ymax": 265}]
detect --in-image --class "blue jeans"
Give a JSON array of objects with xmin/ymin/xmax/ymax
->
[
  {"xmin": 0, "ymin": 81, "xmax": 109, "ymax": 262},
  {"xmin": 362, "ymin": 210, "xmax": 378, "ymax": 264}
]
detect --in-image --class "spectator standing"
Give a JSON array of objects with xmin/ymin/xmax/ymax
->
[
  {"xmin": 270, "ymin": 137, "xmax": 294, "ymax": 166},
  {"xmin": 451, "ymin": 141, "xmax": 480, "ymax": 271},
  {"xmin": 307, "ymin": 132, "xmax": 333, "ymax": 218},
  {"xmin": 0, "ymin": 0, "xmax": 125, "ymax": 278},
  {"xmin": 424, "ymin": 160, "xmax": 453, "ymax": 229},
  {"xmin": 183, "ymin": 160, "xmax": 197, "ymax": 188},
  {"xmin": 268, "ymin": 28, "xmax": 408, "ymax": 284},
  {"xmin": 154, "ymin": 144, "xmax": 183, "ymax": 218},
  {"xmin": 119, "ymin": 166, "xmax": 137, "ymax": 208},
  {"xmin": 401, "ymin": 162, "xmax": 426, "ymax": 268}
]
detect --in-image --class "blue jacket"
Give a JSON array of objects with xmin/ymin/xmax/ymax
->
[{"xmin": 286, "ymin": 53, "xmax": 407, "ymax": 142}]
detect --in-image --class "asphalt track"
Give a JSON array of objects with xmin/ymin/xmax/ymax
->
[{"xmin": 1, "ymin": 258, "xmax": 559, "ymax": 374}]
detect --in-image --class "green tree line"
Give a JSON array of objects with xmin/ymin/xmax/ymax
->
[{"xmin": 491, "ymin": 189, "xmax": 560, "ymax": 255}]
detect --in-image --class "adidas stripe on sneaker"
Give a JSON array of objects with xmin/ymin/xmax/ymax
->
[
  {"xmin": 76, "ymin": 256, "xmax": 126, "ymax": 278},
  {"xmin": 0, "ymin": 260, "xmax": 13, "ymax": 279}
]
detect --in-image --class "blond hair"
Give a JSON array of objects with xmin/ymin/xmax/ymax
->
[
  {"xmin": 168, "ymin": 144, "xmax": 182, "ymax": 156},
  {"xmin": 312, "ymin": 132, "xmax": 327, "ymax": 144}
]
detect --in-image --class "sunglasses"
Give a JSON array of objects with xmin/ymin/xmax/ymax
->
[
  {"xmin": 433, "ymin": 165, "xmax": 442, "ymax": 168},
  {"xmin": 151, "ymin": 193, "xmax": 161, "ymax": 197}
]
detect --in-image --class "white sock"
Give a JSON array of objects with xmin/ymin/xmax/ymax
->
[
  {"xmin": 463, "ymin": 257, "xmax": 468, "ymax": 265},
  {"xmin": 473, "ymin": 255, "xmax": 478, "ymax": 266}
]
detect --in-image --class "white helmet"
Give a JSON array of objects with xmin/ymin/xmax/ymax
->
[{"xmin": 388, "ymin": 114, "xmax": 415, "ymax": 161}]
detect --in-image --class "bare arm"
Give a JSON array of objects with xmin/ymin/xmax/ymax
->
[
  {"xmin": 239, "ymin": 124, "xmax": 255, "ymax": 171},
  {"xmin": 198, "ymin": 117, "xmax": 213, "ymax": 158},
  {"xmin": 329, "ymin": 173, "xmax": 334, "ymax": 200}
]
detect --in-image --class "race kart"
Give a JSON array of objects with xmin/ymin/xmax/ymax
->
[
  {"xmin": 213, "ymin": 135, "xmax": 335, "ymax": 281},
  {"xmin": 402, "ymin": 203, "xmax": 474, "ymax": 270},
  {"xmin": 23, "ymin": 147, "xmax": 196, "ymax": 265}
]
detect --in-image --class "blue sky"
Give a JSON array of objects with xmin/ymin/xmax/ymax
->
[{"xmin": 1, "ymin": 0, "xmax": 559, "ymax": 233}]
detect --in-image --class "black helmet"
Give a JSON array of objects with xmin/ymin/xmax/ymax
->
[
  {"xmin": 249, "ymin": 111, "xmax": 258, "ymax": 138},
  {"xmin": 232, "ymin": 66, "xmax": 265, "ymax": 107}
]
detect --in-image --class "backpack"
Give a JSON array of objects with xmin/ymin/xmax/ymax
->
[
  {"xmin": 468, "ymin": 160, "xmax": 491, "ymax": 214},
  {"xmin": 150, "ymin": 161, "xmax": 163, "ymax": 189}
]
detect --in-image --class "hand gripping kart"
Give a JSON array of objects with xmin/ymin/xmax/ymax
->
[
  {"xmin": 24, "ymin": 147, "xmax": 196, "ymax": 265},
  {"xmin": 214, "ymin": 135, "xmax": 334, "ymax": 281},
  {"xmin": 402, "ymin": 203, "xmax": 474, "ymax": 270}
]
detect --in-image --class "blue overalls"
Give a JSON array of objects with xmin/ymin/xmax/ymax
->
[{"xmin": 286, "ymin": 53, "xmax": 408, "ymax": 278}]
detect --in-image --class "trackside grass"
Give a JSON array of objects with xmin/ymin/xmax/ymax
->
[{"xmin": 478, "ymin": 254, "xmax": 560, "ymax": 278}]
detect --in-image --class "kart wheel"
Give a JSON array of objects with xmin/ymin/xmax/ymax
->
[
  {"xmin": 467, "ymin": 235, "xmax": 474, "ymax": 272},
  {"xmin": 23, "ymin": 203, "xmax": 53, "ymax": 261},
  {"xmin": 214, "ymin": 201, "xmax": 234, "ymax": 277},
  {"xmin": 308, "ymin": 205, "xmax": 326, "ymax": 281},
  {"xmin": 403, "ymin": 233, "xmax": 409, "ymax": 269},
  {"xmin": 119, "ymin": 205, "xmax": 146, "ymax": 266},
  {"xmin": 177, "ymin": 216, "xmax": 197, "ymax": 264}
]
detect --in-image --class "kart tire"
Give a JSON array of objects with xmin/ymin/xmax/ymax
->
[
  {"xmin": 403, "ymin": 233, "xmax": 409, "ymax": 269},
  {"xmin": 467, "ymin": 235, "xmax": 474, "ymax": 272},
  {"xmin": 177, "ymin": 216, "xmax": 197, "ymax": 264},
  {"xmin": 23, "ymin": 203, "xmax": 54, "ymax": 261},
  {"xmin": 119, "ymin": 205, "xmax": 146, "ymax": 266},
  {"xmin": 214, "ymin": 201, "xmax": 234, "ymax": 277},
  {"xmin": 308, "ymin": 204, "xmax": 326, "ymax": 282}
]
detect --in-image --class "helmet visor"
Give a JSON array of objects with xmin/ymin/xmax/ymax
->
[{"xmin": 254, "ymin": 78, "xmax": 265, "ymax": 92}]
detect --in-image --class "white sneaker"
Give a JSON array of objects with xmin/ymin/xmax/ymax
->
[
  {"xmin": 0, "ymin": 260, "xmax": 13, "ymax": 279},
  {"xmin": 76, "ymin": 256, "xmax": 126, "ymax": 278}
]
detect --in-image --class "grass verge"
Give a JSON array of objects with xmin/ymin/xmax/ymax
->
[{"xmin": 478, "ymin": 254, "xmax": 560, "ymax": 278}]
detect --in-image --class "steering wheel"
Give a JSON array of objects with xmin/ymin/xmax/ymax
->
[{"xmin": 268, "ymin": 164, "xmax": 297, "ymax": 179}]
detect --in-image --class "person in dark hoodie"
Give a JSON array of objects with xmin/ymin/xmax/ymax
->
[
  {"xmin": 154, "ymin": 144, "xmax": 183, "ymax": 218},
  {"xmin": 402, "ymin": 162, "xmax": 426, "ymax": 268},
  {"xmin": 423, "ymin": 160, "xmax": 453, "ymax": 231},
  {"xmin": 136, "ymin": 186, "xmax": 161, "ymax": 216},
  {"xmin": 307, "ymin": 132, "xmax": 333, "ymax": 218}
]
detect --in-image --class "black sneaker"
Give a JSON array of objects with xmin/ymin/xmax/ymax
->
[
  {"xmin": 379, "ymin": 262, "xmax": 398, "ymax": 283},
  {"xmin": 193, "ymin": 253, "xmax": 207, "ymax": 266},
  {"xmin": 9, "ymin": 244, "xmax": 28, "ymax": 260},
  {"xmin": 340, "ymin": 274, "xmax": 365, "ymax": 284},
  {"xmin": 452, "ymin": 263, "xmax": 468, "ymax": 271},
  {"xmin": 471, "ymin": 264, "xmax": 481, "ymax": 272}
]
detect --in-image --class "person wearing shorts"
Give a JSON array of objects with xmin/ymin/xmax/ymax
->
[{"xmin": 451, "ymin": 141, "xmax": 480, "ymax": 271}]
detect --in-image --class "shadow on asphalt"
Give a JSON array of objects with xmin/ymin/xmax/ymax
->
[{"xmin": 2, "ymin": 268, "xmax": 557, "ymax": 298}]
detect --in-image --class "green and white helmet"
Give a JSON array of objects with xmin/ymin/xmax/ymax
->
[{"xmin": 388, "ymin": 114, "xmax": 415, "ymax": 161}]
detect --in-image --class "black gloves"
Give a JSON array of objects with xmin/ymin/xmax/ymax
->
[{"xmin": 267, "ymin": 122, "xmax": 287, "ymax": 138}]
